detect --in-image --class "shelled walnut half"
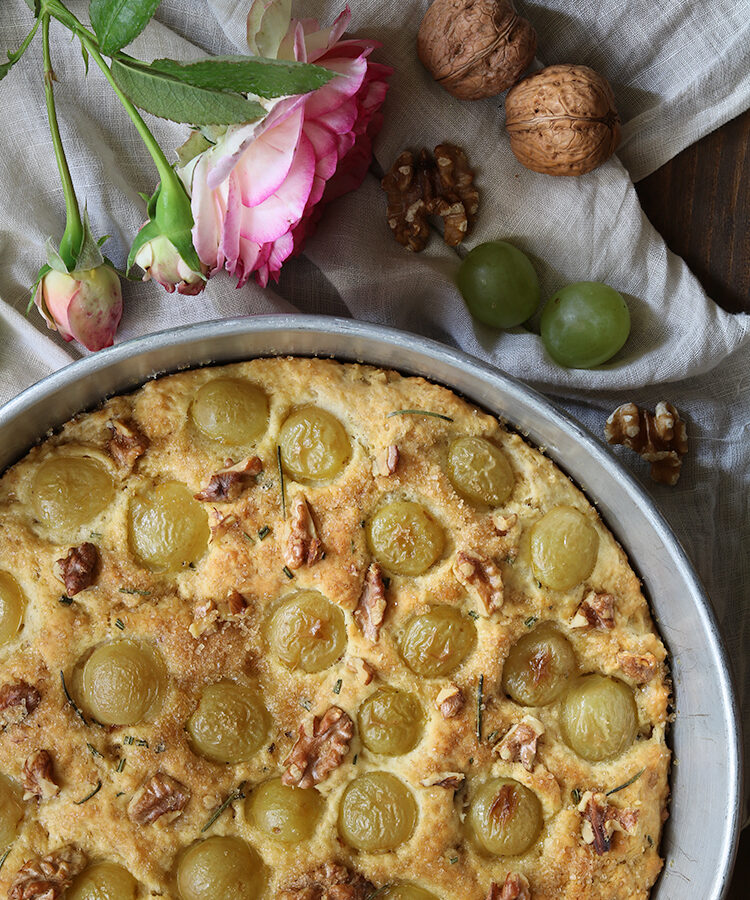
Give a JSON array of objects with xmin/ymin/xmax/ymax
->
[
  {"xmin": 605, "ymin": 401, "xmax": 687, "ymax": 485},
  {"xmin": 382, "ymin": 144, "xmax": 479, "ymax": 251}
]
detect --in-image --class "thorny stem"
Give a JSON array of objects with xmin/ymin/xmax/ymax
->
[
  {"xmin": 42, "ymin": 12, "xmax": 82, "ymax": 268},
  {"xmin": 44, "ymin": 0, "xmax": 179, "ymax": 191}
]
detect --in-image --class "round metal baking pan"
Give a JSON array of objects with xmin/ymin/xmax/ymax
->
[{"xmin": 0, "ymin": 316, "xmax": 741, "ymax": 898}]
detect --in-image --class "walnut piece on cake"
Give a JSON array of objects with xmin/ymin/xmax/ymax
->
[
  {"xmin": 55, "ymin": 542, "xmax": 99, "ymax": 596},
  {"xmin": 283, "ymin": 707, "xmax": 354, "ymax": 788},
  {"xmin": 284, "ymin": 495, "xmax": 324, "ymax": 569},
  {"xmin": 354, "ymin": 562, "xmax": 387, "ymax": 641},
  {"xmin": 9, "ymin": 846, "xmax": 87, "ymax": 900},
  {"xmin": 22, "ymin": 750, "xmax": 59, "ymax": 801},
  {"xmin": 128, "ymin": 773, "xmax": 191, "ymax": 825}
]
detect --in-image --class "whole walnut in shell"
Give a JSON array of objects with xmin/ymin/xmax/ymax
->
[
  {"xmin": 417, "ymin": 0, "xmax": 537, "ymax": 101},
  {"xmin": 504, "ymin": 64, "xmax": 620, "ymax": 175}
]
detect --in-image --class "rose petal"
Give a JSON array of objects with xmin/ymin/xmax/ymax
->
[
  {"xmin": 303, "ymin": 56, "xmax": 367, "ymax": 118},
  {"xmin": 236, "ymin": 106, "xmax": 303, "ymax": 206},
  {"xmin": 239, "ymin": 132, "xmax": 315, "ymax": 243}
]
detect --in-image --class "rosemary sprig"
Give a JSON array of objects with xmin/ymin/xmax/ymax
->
[
  {"xmin": 333, "ymin": 679, "xmax": 342, "ymax": 695},
  {"xmin": 277, "ymin": 445, "xmax": 286, "ymax": 519},
  {"xmin": 86, "ymin": 742, "xmax": 102, "ymax": 758},
  {"xmin": 476, "ymin": 674, "xmax": 484, "ymax": 741},
  {"xmin": 468, "ymin": 610, "xmax": 480, "ymax": 620},
  {"xmin": 300, "ymin": 699, "xmax": 311, "ymax": 711},
  {"xmin": 571, "ymin": 788, "xmax": 582, "ymax": 805},
  {"xmin": 114, "ymin": 618, "xmax": 125, "ymax": 630},
  {"xmin": 386, "ymin": 409, "xmax": 454, "ymax": 422},
  {"xmin": 201, "ymin": 783, "xmax": 246, "ymax": 833},
  {"xmin": 119, "ymin": 587, "xmax": 151, "ymax": 596},
  {"xmin": 74, "ymin": 780, "xmax": 102, "ymax": 804},
  {"xmin": 0, "ymin": 848, "xmax": 10, "ymax": 873},
  {"xmin": 116, "ymin": 758, "xmax": 126, "ymax": 773},
  {"xmin": 59, "ymin": 595, "xmax": 73, "ymax": 606},
  {"xmin": 258, "ymin": 525, "xmax": 270, "ymax": 540},
  {"xmin": 607, "ymin": 768, "xmax": 646, "ymax": 796},
  {"xmin": 282, "ymin": 565, "xmax": 294, "ymax": 579},
  {"xmin": 524, "ymin": 616, "xmax": 538, "ymax": 628},
  {"xmin": 60, "ymin": 671, "xmax": 87, "ymax": 725}
]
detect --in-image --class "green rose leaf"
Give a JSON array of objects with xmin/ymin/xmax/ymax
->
[
  {"xmin": 147, "ymin": 56, "xmax": 333, "ymax": 99},
  {"xmin": 90, "ymin": 0, "xmax": 163, "ymax": 55},
  {"xmin": 111, "ymin": 58, "xmax": 267, "ymax": 125}
]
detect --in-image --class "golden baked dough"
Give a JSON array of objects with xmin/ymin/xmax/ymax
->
[{"xmin": 0, "ymin": 358, "xmax": 670, "ymax": 900}]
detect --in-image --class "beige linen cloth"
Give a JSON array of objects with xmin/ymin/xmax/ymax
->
[{"xmin": 1, "ymin": 0, "xmax": 749, "ymax": 819}]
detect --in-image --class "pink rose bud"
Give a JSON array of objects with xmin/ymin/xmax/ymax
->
[
  {"xmin": 34, "ymin": 264, "xmax": 123, "ymax": 351},
  {"xmin": 133, "ymin": 234, "xmax": 206, "ymax": 295}
]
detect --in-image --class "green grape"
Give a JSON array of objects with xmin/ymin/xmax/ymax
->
[
  {"xmin": 560, "ymin": 674, "xmax": 637, "ymax": 761},
  {"xmin": 468, "ymin": 777, "xmax": 543, "ymax": 856},
  {"xmin": 80, "ymin": 640, "xmax": 166, "ymax": 726},
  {"xmin": 67, "ymin": 862, "xmax": 138, "ymax": 900},
  {"xmin": 358, "ymin": 688, "xmax": 424, "ymax": 756},
  {"xmin": 377, "ymin": 885, "xmax": 440, "ymax": 900},
  {"xmin": 247, "ymin": 778, "xmax": 324, "ymax": 843},
  {"xmin": 0, "ymin": 774, "xmax": 22, "ymax": 847},
  {"xmin": 190, "ymin": 379, "xmax": 269, "ymax": 445},
  {"xmin": 338, "ymin": 772, "xmax": 417, "ymax": 851},
  {"xmin": 540, "ymin": 281, "xmax": 631, "ymax": 368},
  {"xmin": 457, "ymin": 241, "xmax": 540, "ymax": 329},
  {"xmin": 0, "ymin": 571, "xmax": 25, "ymax": 645},
  {"xmin": 177, "ymin": 836, "xmax": 264, "ymax": 900}
]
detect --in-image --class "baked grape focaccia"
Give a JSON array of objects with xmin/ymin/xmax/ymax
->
[{"xmin": 0, "ymin": 358, "xmax": 670, "ymax": 900}]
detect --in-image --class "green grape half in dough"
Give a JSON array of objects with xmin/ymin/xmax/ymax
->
[
  {"xmin": 177, "ymin": 836, "xmax": 264, "ymax": 900},
  {"xmin": 0, "ymin": 571, "xmax": 25, "ymax": 645},
  {"xmin": 468, "ymin": 777, "xmax": 543, "ymax": 856}
]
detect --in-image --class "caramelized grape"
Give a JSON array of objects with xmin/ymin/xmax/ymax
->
[
  {"xmin": 530, "ymin": 506, "xmax": 599, "ymax": 591},
  {"xmin": 129, "ymin": 482, "xmax": 209, "ymax": 572},
  {"xmin": 177, "ymin": 836, "xmax": 264, "ymax": 900},
  {"xmin": 378, "ymin": 885, "xmax": 439, "ymax": 900},
  {"xmin": 501, "ymin": 623, "xmax": 577, "ymax": 706},
  {"xmin": 0, "ymin": 774, "xmax": 22, "ymax": 847},
  {"xmin": 0, "ymin": 571, "xmax": 25, "ymax": 645},
  {"xmin": 468, "ymin": 777, "xmax": 543, "ymax": 856},
  {"xmin": 367, "ymin": 501, "xmax": 444, "ymax": 576},
  {"xmin": 247, "ymin": 777, "xmax": 324, "ymax": 843},
  {"xmin": 447, "ymin": 436, "xmax": 514, "ymax": 506},
  {"xmin": 268, "ymin": 591, "xmax": 346, "ymax": 673},
  {"xmin": 67, "ymin": 862, "xmax": 138, "ymax": 900},
  {"xmin": 400, "ymin": 607, "xmax": 476, "ymax": 677},
  {"xmin": 358, "ymin": 688, "xmax": 424, "ymax": 756},
  {"xmin": 190, "ymin": 379, "xmax": 269, "ymax": 445},
  {"xmin": 278, "ymin": 407, "xmax": 351, "ymax": 481},
  {"xmin": 338, "ymin": 772, "xmax": 417, "ymax": 852},
  {"xmin": 560, "ymin": 674, "xmax": 637, "ymax": 761},
  {"xmin": 31, "ymin": 455, "xmax": 114, "ymax": 535},
  {"xmin": 80, "ymin": 640, "xmax": 166, "ymax": 726},
  {"xmin": 187, "ymin": 682, "xmax": 268, "ymax": 764}
]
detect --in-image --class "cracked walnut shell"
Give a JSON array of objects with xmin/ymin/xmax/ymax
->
[
  {"xmin": 418, "ymin": 0, "xmax": 537, "ymax": 100},
  {"xmin": 505, "ymin": 64, "xmax": 621, "ymax": 175}
]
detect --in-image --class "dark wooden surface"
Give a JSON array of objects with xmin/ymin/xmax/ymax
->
[
  {"xmin": 635, "ymin": 109, "xmax": 749, "ymax": 898},
  {"xmin": 635, "ymin": 109, "xmax": 750, "ymax": 315}
]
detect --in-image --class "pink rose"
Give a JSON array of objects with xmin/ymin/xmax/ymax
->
[
  {"xmin": 181, "ymin": 4, "xmax": 391, "ymax": 287},
  {"xmin": 33, "ymin": 264, "xmax": 123, "ymax": 351}
]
